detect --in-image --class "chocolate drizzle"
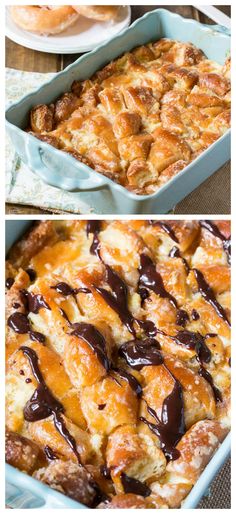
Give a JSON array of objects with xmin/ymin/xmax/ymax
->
[
  {"xmin": 113, "ymin": 368, "xmax": 142, "ymax": 397},
  {"xmin": 51, "ymin": 282, "xmax": 79, "ymax": 297},
  {"xmin": 21, "ymin": 290, "xmax": 51, "ymax": 314},
  {"xmin": 87, "ymin": 220, "xmax": 101, "ymax": 257},
  {"xmin": 58, "ymin": 309, "xmax": 111, "ymax": 373},
  {"xmin": 136, "ymin": 319, "xmax": 157, "ymax": 337},
  {"xmin": 95, "ymin": 265, "xmax": 136, "ymax": 336},
  {"xmin": 59, "ymin": 307, "xmax": 71, "ymax": 324},
  {"xmin": 71, "ymin": 322, "xmax": 110, "ymax": 371},
  {"xmin": 44, "ymin": 445, "xmax": 58, "ymax": 461},
  {"xmin": 169, "ymin": 246, "xmax": 190, "ymax": 274},
  {"xmin": 100, "ymin": 465, "xmax": 111, "ymax": 480},
  {"xmin": 149, "ymin": 221, "xmax": 179, "ymax": 243},
  {"xmin": 6, "ymin": 277, "xmax": 14, "ymax": 289},
  {"xmin": 20, "ymin": 346, "xmax": 81, "ymax": 463},
  {"xmin": 174, "ymin": 330, "xmax": 211, "ymax": 363},
  {"xmin": 191, "ymin": 309, "xmax": 200, "ymax": 321},
  {"xmin": 193, "ymin": 269, "xmax": 230, "ymax": 327},
  {"xmin": 121, "ymin": 473, "xmax": 151, "ymax": 497},
  {"xmin": 138, "ymin": 254, "xmax": 178, "ymax": 309},
  {"xmin": 96, "ymin": 266, "xmax": 158, "ymax": 338},
  {"xmin": 29, "ymin": 331, "xmax": 46, "ymax": 343},
  {"xmin": 200, "ymin": 220, "xmax": 231, "ymax": 264},
  {"xmin": 52, "ymin": 411, "xmax": 81, "ymax": 463},
  {"xmin": 198, "ymin": 366, "xmax": 222, "ymax": 403},
  {"xmin": 140, "ymin": 366, "xmax": 185, "ymax": 461},
  {"xmin": 119, "ymin": 338, "xmax": 163, "ymax": 370},
  {"xmin": 7, "ymin": 312, "xmax": 45, "ymax": 344},
  {"xmin": 85, "ymin": 229, "xmax": 159, "ymax": 338},
  {"xmin": 26, "ymin": 268, "xmax": 37, "ymax": 282},
  {"xmin": 176, "ymin": 309, "xmax": 189, "ymax": 327},
  {"xmin": 21, "ymin": 346, "xmax": 64, "ymax": 421},
  {"xmin": 13, "ymin": 302, "xmax": 20, "ymax": 309},
  {"xmin": 156, "ymin": 328, "xmax": 211, "ymax": 364},
  {"xmin": 98, "ymin": 404, "xmax": 106, "ymax": 410},
  {"xmin": 8, "ymin": 312, "xmax": 31, "ymax": 334}
]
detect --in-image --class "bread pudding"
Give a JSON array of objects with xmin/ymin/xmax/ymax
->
[
  {"xmin": 5, "ymin": 220, "xmax": 231, "ymax": 507},
  {"xmin": 27, "ymin": 38, "xmax": 231, "ymax": 195}
]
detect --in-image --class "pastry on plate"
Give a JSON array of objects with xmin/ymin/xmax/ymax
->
[
  {"xmin": 72, "ymin": 5, "xmax": 121, "ymax": 22},
  {"xmin": 10, "ymin": 5, "xmax": 79, "ymax": 35}
]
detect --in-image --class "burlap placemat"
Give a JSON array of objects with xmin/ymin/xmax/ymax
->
[
  {"xmin": 198, "ymin": 458, "xmax": 231, "ymax": 508},
  {"xmin": 174, "ymin": 162, "xmax": 230, "ymax": 215}
]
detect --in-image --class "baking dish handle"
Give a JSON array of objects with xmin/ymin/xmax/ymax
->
[{"xmin": 26, "ymin": 141, "xmax": 107, "ymax": 192}]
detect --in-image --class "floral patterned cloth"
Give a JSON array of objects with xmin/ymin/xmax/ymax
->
[{"xmin": 6, "ymin": 67, "xmax": 94, "ymax": 213}]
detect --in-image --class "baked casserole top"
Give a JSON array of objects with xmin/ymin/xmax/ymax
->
[
  {"xmin": 6, "ymin": 220, "xmax": 231, "ymax": 508},
  {"xmin": 27, "ymin": 38, "xmax": 231, "ymax": 195}
]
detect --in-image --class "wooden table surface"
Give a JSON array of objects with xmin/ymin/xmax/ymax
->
[{"xmin": 5, "ymin": 5, "xmax": 231, "ymax": 215}]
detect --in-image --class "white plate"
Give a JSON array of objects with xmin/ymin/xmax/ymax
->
[{"xmin": 5, "ymin": 5, "xmax": 131, "ymax": 54}]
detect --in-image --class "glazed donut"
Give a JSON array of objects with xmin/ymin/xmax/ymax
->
[
  {"xmin": 71, "ymin": 5, "xmax": 120, "ymax": 22},
  {"xmin": 10, "ymin": 6, "xmax": 79, "ymax": 35}
]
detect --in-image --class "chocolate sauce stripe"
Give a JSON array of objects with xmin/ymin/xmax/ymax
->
[
  {"xmin": 200, "ymin": 220, "xmax": 231, "ymax": 264},
  {"xmin": 138, "ymin": 253, "xmax": 178, "ymax": 309},
  {"xmin": 71, "ymin": 322, "xmax": 110, "ymax": 371},
  {"xmin": 139, "ymin": 363, "xmax": 185, "ymax": 461},
  {"xmin": 149, "ymin": 221, "xmax": 179, "ymax": 243},
  {"xmin": 156, "ymin": 328, "xmax": 212, "ymax": 364},
  {"xmin": 193, "ymin": 268, "xmax": 230, "ymax": 327},
  {"xmin": 87, "ymin": 220, "xmax": 101, "ymax": 257},
  {"xmin": 7, "ymin": 312, "xmax": 46, "ymax": 343},
  {"xmin": 121, "ymin": 473, "xmax": 151, "ymax": 497},
  {"xmin": 20, "ymin": 346, "xmax": 81, "ymax": 463}
]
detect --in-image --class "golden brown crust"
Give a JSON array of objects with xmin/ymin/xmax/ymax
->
[
  {"xmin": 6, "ymin": 269, "xmax": 30, "ymax": 319},
  {"xmin": 30, "ymin": 104, "xmax": 55, "ymax": 133},
  {"xmin": 7, "ymin": 221, "xmax": 58, "ymax": 269},
  {"xmin": 26, "ymin": 38, "xmax": 231, "ymax": 195},
  {"xmin": 5, "ymin": 220, "xmax": 231, "ymax": 508},
  {"xmin": 34, "ymin": 460, "xmax": 98, "ymax": 506},
  {"xmin": 5, "ymin": 429, "xmax": 45, "ymax": 473},
  {"xmin": 106, "ymin": 424, "xmax": 166, "ymax": 494},
  {"xmin": 151, "ymin": 420, "xmax": 228, "ymax": 507},
  {"xmin": 97, "ymin": 493, "xmax": 160, "ymax": 509},
  {"xmin": 72, "ymin": 5, "xmax": 121, "ymax": 22},
  {"xmin": 167, "ymin": 419, "xmax": 228, "ymax": 482}
]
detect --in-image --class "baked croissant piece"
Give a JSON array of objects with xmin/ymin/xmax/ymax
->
[
  {"xmin": 10, "ymin": 5, "xmax": 121, "ymax": 35},
  {"xmin": 27, "ymin": 38, "xmax": 231, "ymax": 195},
  {"xmin": 6, "ymin": 220, "xmax": 230, "ymax": 508}
]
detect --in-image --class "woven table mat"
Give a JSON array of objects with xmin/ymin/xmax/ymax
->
[
  {"xmin": 198, "ymin": 458, "xmax": 231, "ymax": 508},
  {"xmin": 174, "ymin": 161, "xmax": 230, "ymax": 215}
]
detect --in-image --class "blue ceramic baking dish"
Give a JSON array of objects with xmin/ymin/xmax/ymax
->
[
  {"xmin": 5, "ymin": 220, "xmax": 231, "ymax": 508},
  {"xmin": 5, "ymin": 9, "xmax": 231, "ymax": 214}
]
